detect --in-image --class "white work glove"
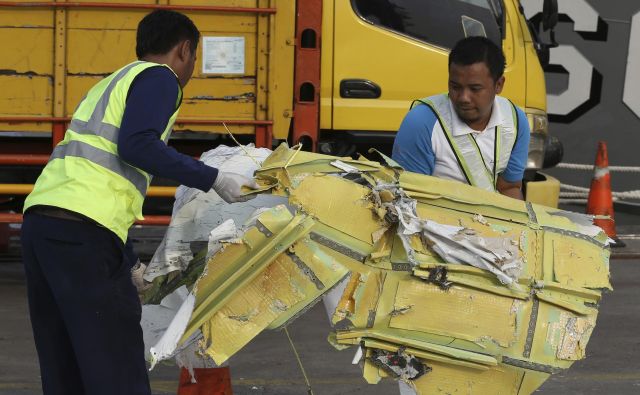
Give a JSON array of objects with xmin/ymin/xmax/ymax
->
[
  {"xmin": 131, "ymin": 260, "xmax": 151, "ymax": 301},
  {"xmin": 212, "ymin": 171, "xmax": 260, "ymax": 203}
]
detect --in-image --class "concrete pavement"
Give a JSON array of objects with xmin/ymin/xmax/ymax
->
[{"xmin": 1, "ymin": 241, "xmax": 639, "ymax": 394}]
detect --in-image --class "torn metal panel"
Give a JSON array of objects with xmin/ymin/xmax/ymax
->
[
  {"xmin": 144, "ymin": 145, "xmax": 283, "ymax": 281},
  {"xmin": 548, "ymin": 233, "xmax": 612, "ymax": 289},
  {"xmin": 288, "ymin": 174, "xmax": 379, "ymax": 246},
  {"xmin": 409, "ymin": 359, "xmax": 523, "ymax": 394},
  {"xmin": 182, "ymin": 208, "xmax": 316, "ymax": 343},
  {"xmin": 369, "ymin": 348, "xmax": 430, "ymax": 381},
  {"xmin": 363, "ymin": 338, "xmax": 491, "ymax": 371},
  {"xmin": 389, "ymin": 280, "xmax": 522, "ymax": 348},
  {"xmin": 399, "ymin": 171, "xmax": 530, "ymax": 224},
  {"xmin": 143, "ymin": 144, "xmax": 611, "ymax": 394},
  {"xmin": 545, "ymin": 311, "xmax": 596, "ymax": 361},
  {"xmin": 413, "ymin": 265, "xmax": 530, "ymax": 300},
  {"xmin": 516, "ymin": 370, "xmax": 552, "ymax": 394},
  {"xmin": 336, "ymin": 329, "xmax": 499, "ymax": 366}
]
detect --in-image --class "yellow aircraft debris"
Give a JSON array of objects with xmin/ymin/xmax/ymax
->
[{"xmin": 143, "ymin": 144, "xmax": 611, "ymax": 394}]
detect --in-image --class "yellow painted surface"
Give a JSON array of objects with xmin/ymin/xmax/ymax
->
[
  {"xmin": 201, "ymin": 253, "xmax": 312, "ymax": 363},
  {"xmin": 518, "ymin": 371, "xmax": 551, "ymax": 395},
  {"xmin": 319, "ymin": 0, "xmax": 335, "ymax": 130},
  {"xmin": 267, "ymin": 236, "xmax": 351, "ymax": 329},
  {"xmin": 288, "ymin": 175, "xmax": 380, "ymax": 245},
  {"xmin": 390, "ymin": 280, "xmax": 520, "ymax": 347},
  {"xmin": 328, "ymin": 0, "xmax": 535, "ymax": 133},
  {"xmin": 411, "ymin": 361, "xmax": 522, "ymax": 395},
  {"xmin": 526, "ymin": 173, "xmax": 561, "ymax": 207},
  {"xmin": 0, "ymin": 76, "xmax": 52, "ymax": 117},
  {"xmin": 0, "ymin": 2, "xmax": 278, "ymax": 139},
  {"xmin": 1, "ymin": 28, "xmax": 54, "ymax": 75},
  {"xmin": 269, "ymin": 0, "xmax": 295, "ymax": 138},
  {"xmin": 1, "ymin": 0, "xmax": 548, "ymax": 147},
  {"xmin": 0, "ymin": 8, "xmax": 53, "ymax": 27},
  {"xmin": 400, "ymin": 171, "xmax": 530, "ymax": 224},
  {"xmin": 364, "ymin": 338, "xmax": 491, "ymax": 371},
  {"xmin": 549, "ymin": 234, "xmax": 612, "ymax": 289},
  {"xmin": 147, "ymin": 125, "xmax": 608, "ymax": 394}
]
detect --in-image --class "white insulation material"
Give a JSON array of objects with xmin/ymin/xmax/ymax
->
[
  {"xmin": 143, "ymin": 217, "xmax": 246, "ymax": 372},
  {"xmin": 143, "ymin": 145, "xmax": 285, "ymax": 281},
  {"xmin": 141, "ymin": 145, "xmax": 285, "ymax": 373},
  {"xmin": 375, "ymin": 183, "xmax": 523, "ymax": 284},
  {"xmin": 147, "ymin": 289, "xmax": 196, "ymax": 370}
]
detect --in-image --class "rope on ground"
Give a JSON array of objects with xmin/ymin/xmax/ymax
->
[
  {"xmin": 284, "ymin": 327, "xmax": 314, "ymax": 395},
  {"xmin": 557, "ymin": 163, "xmax": 640, "ymax": 172}
]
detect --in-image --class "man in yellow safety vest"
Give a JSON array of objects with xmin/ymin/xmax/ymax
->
[{"xmin": 21, "ymin": 9, "xmax": 257, "ymax": 395}]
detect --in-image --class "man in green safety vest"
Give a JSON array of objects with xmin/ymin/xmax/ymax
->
[
  {"xmin": 20, "ymin": 10, "xmax": 257, "ymax": 395},
  {"xmin": 392, "ymin": 36, "xmax": 530, "ymax": 199}
]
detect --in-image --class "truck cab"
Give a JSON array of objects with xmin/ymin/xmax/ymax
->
[
  {"xmin": 0, "ymin": 0, "xmax": 560, "ymax": 211},
  {"xmin": 318, "ymin": 0, "xmax": 559, "ymax": 205}
]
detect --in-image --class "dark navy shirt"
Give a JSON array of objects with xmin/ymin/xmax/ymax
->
[{"xmin": 118, "ymin": 66, "xmax": 218, "ymax": 192}]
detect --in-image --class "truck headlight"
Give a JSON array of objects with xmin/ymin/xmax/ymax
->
[
  {"xmin": 528, "ymin": 132, "xmax": 546, "ymax": 170},
  {"xmin": 526, "ymin": 111, "xmax": 548, "ymax": 170}
]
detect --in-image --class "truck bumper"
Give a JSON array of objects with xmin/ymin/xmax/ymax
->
[{"xmin": 525, "ymin": 172, "xmax": 561, "ymax": 208}]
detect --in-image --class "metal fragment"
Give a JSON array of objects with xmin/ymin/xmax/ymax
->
[
  {"xmin": 286, "ymin": 252, "xmax": 325, "ymax": 290},
  {"xmin": 523, "ymin": 299, "xmax": 539, "ymax": 358},
  {"xmin": 501, "ymin": 357, "xmax": 561, "ymax": 374},
  {"xmin": 309, "ymin": 232, "xmax": 367, "ymax": 262}
]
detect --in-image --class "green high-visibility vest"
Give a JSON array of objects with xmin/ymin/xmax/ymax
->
[
  {"xmin": 24, "ymin": 61, "xmax": 183, "ymax": 242},
  {"xmin": 411, "ymin": 93, "xmax": 519, "ymax": 192}
]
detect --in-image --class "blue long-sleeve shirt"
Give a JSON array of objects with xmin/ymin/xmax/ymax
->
[
  {"xmin": 118, "ymin": 66, "xmax": 219, "ymax": 265},
  {"xmin": 118, "ymin": 66, "xmax": 218, "ymax": 192}
]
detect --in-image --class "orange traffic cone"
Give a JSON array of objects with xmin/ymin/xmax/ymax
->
[
  {"xmin": 177, "ymin": 367, "xmax": 233, "ymax": 395},
  {"xmin": 586, "ymin": 141, "xmax": 625, "ymax": 248}
]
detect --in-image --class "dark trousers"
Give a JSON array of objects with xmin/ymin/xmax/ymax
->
[{"xmin": 21, "ymin": 213, "xmax": 151, "ymax": 395}]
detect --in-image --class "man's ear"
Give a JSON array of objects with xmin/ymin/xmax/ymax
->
[
  {"xmin": 179, "ymin": 40, "xmax": 192, "ymax": 61},
  {"xmin": 495, "ymin": 76, "xmax": 505, "ymax": 94}
]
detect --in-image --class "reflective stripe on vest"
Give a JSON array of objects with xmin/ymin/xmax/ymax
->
[
  {"xmin": 67, "ymin": 61, "xmax": 143, "ymax": 143},
  {"xmin": 49, "ymin": 140, "xmax": 148, "ymax": 196},
  {"xmin": 64, "ymin": 61, "xmax": 180, "ymax": 194},
  {"xmin": 411, "ymin": 94, "xmax": 518, "ymax": 191},
  {"xmin": 24, "ymin": 61, "xmax": 182, "ymax": 242}
]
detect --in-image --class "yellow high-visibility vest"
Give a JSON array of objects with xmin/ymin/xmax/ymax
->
[
  {"xmin": 412, "ymin": 94, "xmax": 519, "ymax": 191},
  {"xmin": 25, "ymin": 61, "xmax": 183, "ymax": 242}
]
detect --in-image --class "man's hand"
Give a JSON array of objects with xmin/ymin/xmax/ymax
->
[
  {"xmin": 131, "ymin": 260, "xmax": 151, "ymax": 301},
  {"xmin": 497, "ymin": 175, "xmax": 524, "ymax": 200},
  {"xmin": 213, "ymin": 171, "xmax": 260, "ymax": 203}
]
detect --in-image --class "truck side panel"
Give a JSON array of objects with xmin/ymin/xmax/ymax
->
[
  {"xmin": 0, "ymin": 0, "xmax": 295, "ymax": 140},
  {"xmin": 327, "ymin": 0, "xmax": 528, "ymax": 134}
]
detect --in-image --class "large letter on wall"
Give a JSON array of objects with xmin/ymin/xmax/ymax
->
[
  {"xmin": 623, "ymin": 12, "xmax": 640, "ymax": 118},
  {"xmin": 546, "ymin": 46, "xmax": 600, "ymax": 122},
  {"xmin": 520, "ymin": 0, "xmax": 605, "ymax": 122}
]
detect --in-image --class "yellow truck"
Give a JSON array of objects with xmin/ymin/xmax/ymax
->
[{"xmin": 0, "ymin": 0, "xmax": 561, "ymax": 213}]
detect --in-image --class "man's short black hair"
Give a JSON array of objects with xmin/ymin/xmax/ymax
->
[
  {"xmin": 448, "ymin": 36, "xmax": 505, "ymax": 81},
  {"xmin": 136, "ymin": 10, "xmax": 200, "ymax": 58}
]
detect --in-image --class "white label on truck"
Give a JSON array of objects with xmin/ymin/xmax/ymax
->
[{"xmin": 202, "ymin": 36, "xmax": 245, "ymax": 74}]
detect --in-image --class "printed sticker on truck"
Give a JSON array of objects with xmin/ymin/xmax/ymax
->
[{"xmin": 202, "ymin": 36, "xmax": 245, "ymax": 74}]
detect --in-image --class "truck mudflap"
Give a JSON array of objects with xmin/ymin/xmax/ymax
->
[{"xmin": 143, "ymin": 144, "xmax": 611, "ymax": 394}]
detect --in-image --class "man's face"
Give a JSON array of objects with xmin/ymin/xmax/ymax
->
[{"xmin": 448, "ymin": 61, "xmax": 504, "ymax": 129}]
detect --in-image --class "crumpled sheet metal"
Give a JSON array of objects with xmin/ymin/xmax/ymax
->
[{"xmin": 144, "ymin": 144, "xmax": 611, "ymax": 394}]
